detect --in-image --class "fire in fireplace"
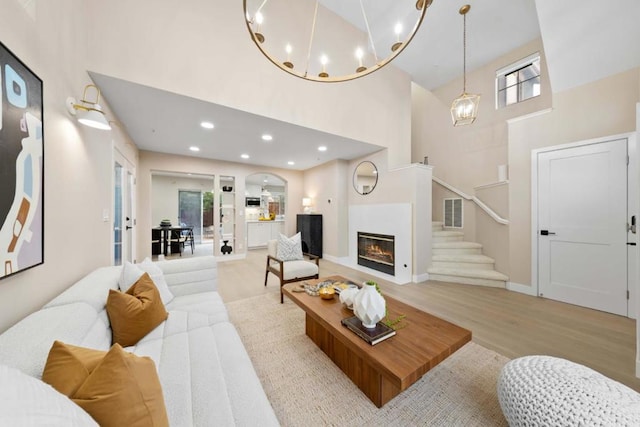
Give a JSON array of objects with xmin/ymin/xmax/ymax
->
[{"xmin": 357, "ymin": 232, "xmax": 395, "ymax": 276}]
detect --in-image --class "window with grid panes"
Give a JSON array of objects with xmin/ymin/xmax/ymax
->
[{"xmin": 496, "ymin": 53, "xmax": 541, "ymax": 108}]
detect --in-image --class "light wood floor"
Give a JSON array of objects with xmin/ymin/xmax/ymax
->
[{"xmin": 214, "ymin": 249, "xmax": 640, "ymax": 392}]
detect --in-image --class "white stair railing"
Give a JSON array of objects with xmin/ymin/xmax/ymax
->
[{"xmin": 433, "ymin": 176, "xmax": 509, "ymax": 225}]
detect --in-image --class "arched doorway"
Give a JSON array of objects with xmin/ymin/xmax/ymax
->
[{"xmin": 245, "ymin": 173, "xmax": 287, "ymax": 249}]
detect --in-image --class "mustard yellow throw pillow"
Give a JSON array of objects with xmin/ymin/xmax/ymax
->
[
  {"xmin": 42, "ymin": 341, "xmax": 169, "ymax": 427},
  {"xmin": 42, "ymin": 341, "xmax": 105, "ymax": 396},
  {"xmin": 107, "ymin": 272, "xmax": 168, "ymax": 346}
]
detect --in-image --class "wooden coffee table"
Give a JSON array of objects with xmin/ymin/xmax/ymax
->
[{"xmin": 283, "ymin": 276, "xmax": 472, "ymax": 407}]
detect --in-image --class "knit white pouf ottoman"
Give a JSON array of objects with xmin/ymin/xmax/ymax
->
[{"xmin": 497, "ymin": 356, "xmax": 640, "ymax": 426}]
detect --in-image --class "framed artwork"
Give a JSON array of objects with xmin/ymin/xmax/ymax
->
[{"xmin": 0, "ymin": 41, "xmax": 44, "ymax": 280}]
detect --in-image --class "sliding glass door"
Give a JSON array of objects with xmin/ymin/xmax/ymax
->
[{"xmin": 178, "ymin": 190, "xmax": 202, "ymax": 243}]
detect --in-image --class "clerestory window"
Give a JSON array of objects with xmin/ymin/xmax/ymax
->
[{"xmin": 496, "ymin": 53, "xmax": 541, "ymax": 108}]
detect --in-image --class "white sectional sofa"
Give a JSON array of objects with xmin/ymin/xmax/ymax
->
[{"xmin": 0, "ymin": 256, "xmax": 279, "ymax": 426}]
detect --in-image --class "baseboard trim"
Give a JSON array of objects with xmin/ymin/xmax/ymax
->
[
  {"xmin": 413, "ymin": 273, "xmax": 429, "ymax": 283},
  {"xmin": 215, "ymin": 253, "xmax": 246, "ymax": 262},
  {"xmin": 507, "ymin": 281, "xmax": 537, "ymax": 296},
  {"xmin": 322, "ymin": 254, "xmax": 348, "ymax": 264}
]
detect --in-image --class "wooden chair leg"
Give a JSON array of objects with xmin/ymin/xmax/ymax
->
[
  {"xmin": 280, "ymin": 282, "xmax": 284, "ymax": 304},
  {"xmin": 264, "ymin": 260, "xmax": 270, "ymax": 287}
]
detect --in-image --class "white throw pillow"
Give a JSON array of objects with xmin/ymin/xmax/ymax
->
[
  {"xmin": 139, "ymin": 258, "xmax": 174, "ymax": 304},
  {"xmin": 277, "ymin": 233, "xmax": 304, "ymax": 261},
  {"xmin": 119, "ymin": 261, "xmax": 144, "ymax": 293},
  {"xmin": 119, "ymin": 260, "xmax": 174, "ymax": 305},
  {"xmin": 0, "ymin": 364, "xmax": 98, "ymax": 426}
]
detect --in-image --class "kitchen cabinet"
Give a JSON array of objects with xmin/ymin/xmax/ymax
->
[{"xmin": 247, "ymin": 221, "xmax": 284, "ymax": 248}]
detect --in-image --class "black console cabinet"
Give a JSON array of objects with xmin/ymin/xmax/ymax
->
[{"xmin": 297, "ymin": 214, "xmax": 323, "ymax": 258}]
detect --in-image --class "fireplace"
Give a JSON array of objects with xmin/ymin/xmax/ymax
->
[{"xmin": 357, "ymin": 232, "xmax": 395, "ymax": 276}]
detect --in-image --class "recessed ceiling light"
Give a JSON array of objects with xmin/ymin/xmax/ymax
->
[
  {"xmin": 189, "ymin": 146, "xmax": 200, "ymax": 152},
  {"xmin": 318, "ymin": 146, "xmax": 327, "ymax": 152},
  {"xmin": 200, "ymin": 121, "xmax": 214, "ymax": 129},
  {"xmin": 241, "ymin": 153, "xmax": 250, "ymax": 159},
  {"xmin": 287, "ymin": 161, "xmax": 295, "ymax": 165},
  {"xmin": 262, "ymin": 134, "xmax": 273, "ymax": 141}
]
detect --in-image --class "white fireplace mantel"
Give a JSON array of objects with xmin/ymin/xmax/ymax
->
[{"xmin": 348, "ymin": 203, "xmax": 412, "ymax": 284}]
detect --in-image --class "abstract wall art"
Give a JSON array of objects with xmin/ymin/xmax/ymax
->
[{"xmin": 0, "ymin": 41, "xmax": 44, "ymax": 280}]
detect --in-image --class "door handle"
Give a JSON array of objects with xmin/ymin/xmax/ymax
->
[
  {"xmin": 126, "ymin": 226, "xmax": 133, "ymax": 231},
  {"xmin": 540, "ymin": 230, "xmax": 556, "ymax": 236},
  {"xmin": 629, "ymin": 215, "xmax": 637, "ymax": 234}
]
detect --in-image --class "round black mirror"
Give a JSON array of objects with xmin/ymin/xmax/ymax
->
[{"xmin": 353, "ymin": 161, "xmax": 378, "ymax": 195}]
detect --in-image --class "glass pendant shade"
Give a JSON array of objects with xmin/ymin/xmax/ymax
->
[
  {"xmin": 451, "ymin": 4, "xmax": 479, "ymax": 126},
  {"xmin": 451, "ymin": 92, "xmax": 480, "ymax": 126}
]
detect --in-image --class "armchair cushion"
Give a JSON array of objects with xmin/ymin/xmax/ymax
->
[
  {"xmin": 271, "ymin": 259, "xmax": 319, "ymax": 281},
  {"xmin": 276, "ymin": 232, "xmax": 303, "ymax": 261}
]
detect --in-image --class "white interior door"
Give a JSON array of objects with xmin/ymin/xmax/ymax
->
[
  {"xmin": 538, "ymin": 138, "xmax": 628, "ymax": 315},
  {"xmin": 125, "ymin": 168, "xmax": 136, "ymax": 262},
  {"xmin": 113, "ymin": 150, "xmax": 136, "ymax": 266}
]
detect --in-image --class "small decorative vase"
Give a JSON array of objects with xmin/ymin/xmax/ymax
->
[
  {"xmin": 353, "ymin": 283, "xmax": 386, "ymax": 329},
  {"xmin": 339, "ymin": 287, "xmax": 359, "ymax": 310}
]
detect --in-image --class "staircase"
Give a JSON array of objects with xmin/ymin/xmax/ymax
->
[{"xmin": 428, "ymin": 221, "xmax": 508, "ymax": 288}]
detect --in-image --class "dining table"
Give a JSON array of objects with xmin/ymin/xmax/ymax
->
[{"xmin": 152, "ymin": 225, "xmax": 194, "ymax": 256}]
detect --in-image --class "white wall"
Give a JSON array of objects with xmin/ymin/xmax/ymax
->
[
  {"xmin": 85, "ymin": 0, "xmax": 413, "ymax": 168},
  {"xmin": 303, "ymin": 160, "xmax": 350, "ymax": 258},
  {"xmin": 151, "ymin": 175, "xmax": 214, "ymax": 227},
  {"xmin": 0, "ymin": 0, "xmax": 138, "ymax": 333}
]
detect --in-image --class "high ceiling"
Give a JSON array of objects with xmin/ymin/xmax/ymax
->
[{"xmin": 94, "ymin": 1, "xmax": 640, "ymax": 172}]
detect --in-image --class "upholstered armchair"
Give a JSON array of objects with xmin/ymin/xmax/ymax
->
[{"xmin": 264, "ymin": 238, "xmax": 319, "ymax": 303}]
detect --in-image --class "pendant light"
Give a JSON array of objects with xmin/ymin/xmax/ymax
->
[
  {"xmin": 243, "ymin": 0, "xmax": 432, "ymax": 83},
  {"xmin": 451, "ymin": 4, "xmax": 480, "ymax": 126}
]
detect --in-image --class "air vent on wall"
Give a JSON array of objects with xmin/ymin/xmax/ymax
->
[{"xmin": 444, "ymin": 198, "xmax": 463, "ymax": 228}]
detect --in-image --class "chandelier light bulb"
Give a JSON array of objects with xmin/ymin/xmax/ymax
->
[
  {"xmin": 284, "ymin": 43, "xmax": 294, "ymax": 68},
  {"xmin": 252, "ymin": 11, "xmax": 265, "ymax": 43},
  {"xmin": 355, "ymin": 47, "xmax": 367, "ymax": 73},
  {"xmin": 394, "ymin": 23, "xmax": 403, "ymax": 38},
  {"xmin": 319, "ymin": 54, "xmax": 329, "ymax": 77},
  {"xmin": 391, "ymin": 23, "xmax": 404, "ymax": 51}
]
